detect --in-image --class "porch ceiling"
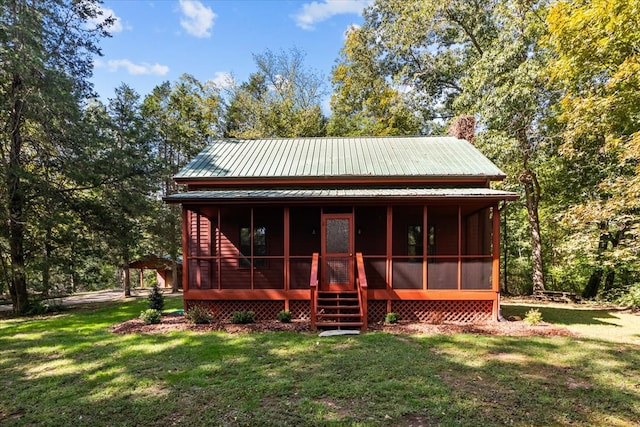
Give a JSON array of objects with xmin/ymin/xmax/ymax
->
[{"xmin": 164, "ymin": 188, "xmax": 519, "ymax": 204}]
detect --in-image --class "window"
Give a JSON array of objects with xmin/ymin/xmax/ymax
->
[
  {"xmin": 408, "ymin": 225, "xmax": 423, "ymax": 262},
  {"xmin": 240, "ymin": 226, "xmax": 267, "ymax": 268}
]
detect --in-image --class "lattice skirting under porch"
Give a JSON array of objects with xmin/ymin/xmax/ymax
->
[
  {"xmin": 185, "ymin": 299, "xmax": 493, "ymax": 323},
  {"xmin": 184, "ymin": 300, "xmax": 313, "ymax": 321},
  {"xmin": 388, "ymin": 300, "xmax": 493, "ymax": 323}
]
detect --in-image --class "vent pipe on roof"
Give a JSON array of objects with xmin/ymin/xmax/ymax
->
[{"xmin": 448, "ymin": 115, "xmax": 476, "ymax": 144}]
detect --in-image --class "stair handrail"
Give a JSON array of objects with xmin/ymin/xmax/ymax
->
[
  {"xmin": 355, "ymin": 252, "xmax": 368, "ymax": 332},
  {"xmin": 310, "ymin": 252, "xmax": 319, "ymax": 330}
]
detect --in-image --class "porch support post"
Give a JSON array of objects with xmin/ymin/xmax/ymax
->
[
  {"xmin": 284, "ymin": 207, "xmax": 290, "ymax": 311},
  {"xmin": 457, "ymin": 205, "xmax": 462, "ymax": 290},
  {"xmin": 492, "ymin": 203, "xmax": 501, "ymax": 321},
  {"xmin": 182, "ymin": 207, "xmax": 189, "ymax": 311},
  {"xmin": 386, "ymin": 205, "xmax": 393, "ymax": 312},
  {"xmin": 423, "ymin": 205, "xmax": 427, "ymax": 290}
]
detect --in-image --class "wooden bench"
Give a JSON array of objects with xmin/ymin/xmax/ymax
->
[{"xmin": 534, "ymin": 290, "xmax": 580, "ymax": 303}]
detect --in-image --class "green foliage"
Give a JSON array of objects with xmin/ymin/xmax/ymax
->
[
  {"xmin": 385, "ymin": 312, "xmax": 400, "ymax": 324},
  {"xmin": 185, "ymin": 305, "xmax": 213, "ymax": 324},
  {"xmin": 223, "ymin": 48, "xmax": 327, "ymax": 138},
  {"xmin": 523, "ymin": 308, "xmax": 543, "ymax": 326},
  {"xmin": 25, "ymin": 299, "xmax": 65, "ymax": 316},
  {"xmin": 147, "ymin": 285, "xmax": 165, "ymax": 311},
  {"xmin": 617, "ymin": 284, "xmax": 640, "ymax": 311},
  {"xmin": 277, "ymin": 310, "xmax": 292, "ymax": 323},
  {"xmin": 139, "ymin": 309, "xmax": 162, "ymax": 325},
  {"xmin": 231, "ymin": 310, "xmax": 255, "ymax": 324}
]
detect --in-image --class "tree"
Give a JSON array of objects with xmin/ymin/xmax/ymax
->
[
  {"xmin": 79, "ymin": 85, "xmax": 157, "ymax": 297},
  {"xmin": 0, "ymin": 0, "xmax": 110, "ymax": 313},
  {"xmin": 223, "ymin": 47, "xmax": 327, "ymax": 138},
  {"xmin": 545, "ymin": 0, "xmax": 640, "ymax": 298},
  {"xmin": 327, "ymin": 25, "xmax": 421, "ymax": 136},
  {"xmin": 143, "ymin": 74, "xmax": 221, "ymax": 292},
  {"xmin": 336, "ymin": 0, "xmax": 551, "ymax": 292}
]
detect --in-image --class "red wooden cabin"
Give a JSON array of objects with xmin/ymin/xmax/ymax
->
[{"xmin": 165, "ymin": 136, "xmax": 518, "ymax": 330}]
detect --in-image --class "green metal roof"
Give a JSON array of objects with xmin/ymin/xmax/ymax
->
[
  {"xmin": 164, "ymin": 188, "xmax": 519, "ymax": 203},
  {"xmin": 174, "ymin": 136, "xmax": 507, "ymax": 181}
]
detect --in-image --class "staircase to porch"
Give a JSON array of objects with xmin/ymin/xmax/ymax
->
[
  {"xmin": 315, "ymin": 291, "xmax": 363, "ymax": 329},
  {"xmin": 310, "ymin": 252, "xmax": 368, "ymax": 331}
]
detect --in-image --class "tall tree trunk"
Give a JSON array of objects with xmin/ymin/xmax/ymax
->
[
  {"xmin": 583, "ymin": 269, "xmax": 603, "ymax": 299},
  {"xmin": 123, "ymin": 250, "xmax": 131, "ymax": 297},
  {"xmin": 8, "ymin": 73, "xmax": 29, "ymax": 314},
  {"xmin": 42, "ymin": 226, "xmax": 52, "ymax": 296},
  {"xmin": 517, "ymin": 129, "xmax": 545, "ymax": 293}
]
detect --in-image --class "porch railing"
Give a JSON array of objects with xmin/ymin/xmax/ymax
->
[
  {"xmin": 310, "ymin": 252, "xmax": 319, "ymax": 330},
  {"xmin": 355, "ymin": 252, "xmax": 368, "ymax": 332}
]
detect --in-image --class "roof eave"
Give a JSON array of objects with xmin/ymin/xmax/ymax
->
[{"xmin": 173, "ymin": 174, "xmax": 507, "ymax": 186}]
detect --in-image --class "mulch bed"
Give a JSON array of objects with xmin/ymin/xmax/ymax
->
[{"xmin": 112, "ymin": 314, "xmax": 574, "ymax": 337}]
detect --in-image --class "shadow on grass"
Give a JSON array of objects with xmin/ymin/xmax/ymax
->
[
  {"xmin": 0, "ymin": 300, "xmax": 639, "ymax": 426},
  {"xmin": 502, "ymin": 303, "xmax": 623, "ymax": 327}
]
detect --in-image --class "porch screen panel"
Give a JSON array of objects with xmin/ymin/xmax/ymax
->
[
  {"xmin": 461, "ymin": 258, "xmax": 492, "ymax": 289},
  {"xmin": 290, "ymin": 207, "xmax": 321, "ymax": 256},
  {"xmin": 393, "ymin": 261, "xmax": 422, "ymax": 289},
  {"xmin": 427, "ymin": 258, "xmax": 457, "ymax": 289},
  {"xmin": 355, "ymin": 206, "xmax": 386, "ymax": 255},
  {"xmin": 254, "ymin": 259, "xmax": 284, "ymax": 289},
  {"xmin": 188, "ymin": 210, "xmax": 213, "ymax": 289},
  {"xmin": 460, "ymin": 206, "xmax": 492, "ymax": 289},
  {"xmin": 364, "ymin": 259, "xmax": 387, "ymax": 289},
  {"xmin": 290, "ymin": 258, "xmax": 314, "ymax": 289}
]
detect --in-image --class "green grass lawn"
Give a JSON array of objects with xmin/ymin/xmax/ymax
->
[{"xmin": 0, "ymin": 299, "xmax": 639, "ymax": 426}]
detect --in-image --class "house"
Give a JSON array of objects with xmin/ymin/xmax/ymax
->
[{"xmin": 164, "ymin": 136, "xmax": 518, "ymax": 330}]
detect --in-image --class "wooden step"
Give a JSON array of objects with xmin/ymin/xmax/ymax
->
[
  {"xmin": 317, "ymin": 313, "xmax": 361, "ymax": 318},
  {"xmin": 317, "ymin": 297, "xmax": 359, "ymax": 302},
  {"xmin": 316, "ymin": 321, "xmax": 363, "ymax": 328},
  {"xmin": 317, "ymin": 306, "xmax": 360, "ymax": 311}
]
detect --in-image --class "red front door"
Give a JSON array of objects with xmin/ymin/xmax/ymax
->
[{"xmin": 321, "ymin": 213, "xmax": 354, "ymax": 291}]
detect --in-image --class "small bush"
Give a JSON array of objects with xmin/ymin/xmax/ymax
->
[
  {"xmin": 26, "ymin": 299, "xmax": 65, "ymax": 315},
  {"xmin": 148, "ymin": 284, "xmax": 165, "ymax": 311},
  {"xmin": 385, "ymin": 312, "xmax": 400, "ymax": 324},
  {"xmin": 277, "ymin": 310, "xmax": 292, "ymax": 323},
  {"xmin": 616, "ymin": 283, "xmax": 640, "ymax": 310},
  {"xmin": 231, "ymin": 310, "xmax": 255, "ymax": 324},
  {"xmin": 524, "ymin": 308, "xmax": 543, "ymax": 326},
  {"xmin": 140, "ymin": 309, "xmax": 162, "ymax": 325},
  {"xmin": 185, "ymin": 305, "xmax": 213, "ymax": 324}
]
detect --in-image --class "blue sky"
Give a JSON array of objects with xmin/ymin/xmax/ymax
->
[{"xmin": 91, "ymin": 0, "xmax": 371, "ymax": 111}]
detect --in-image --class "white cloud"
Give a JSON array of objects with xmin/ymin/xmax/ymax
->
[
  {"xmin": 96, "ymin": 59, "xmax": 169, "ymax": 76},
  {"xmin": 178, "ymin": 0, "xmax": 216, "ymax": 38},
  {"xmin": 293, "ymin": 0, "xmax": 371, "ymax": 30},
  {"xmin": 208, "ymin": 71, "xmax": 234, "ymax": 89},
  {"xmin": 87, "ymin": 6, "xmax": 127, "ymax": 33}
]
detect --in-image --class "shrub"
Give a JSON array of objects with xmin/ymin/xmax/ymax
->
[
  {"xmin": 385, "ymin": 312, "xmax": 400, "ymax": 324},
  {"xmin": 185, "ymin": 305, "xmax": 213, "ymax": 324},
  {"xmin": 148, "ymin": 284, "xmax": 165, "ymax": 311},
  {"xmin": 140, "ymin": 309, "xmax": 162, "ymax": 325},
  {"xmin": 277, "ymin": 310, "xmax": 292, "ymax": 323},
  {"xmin": 26, "ymin": 299, "xmax": 66, "ymax": 315},
  {"xmin": 618, "ymin": 283, "xmax": 640, "ymax": 310},
  {"xmin": 231, "ymin": 310, "xmax": 255, "ymax": 324},
  {"xmin": 524, "ymin": 308, "xmax": 543, "ymax": 326}
]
